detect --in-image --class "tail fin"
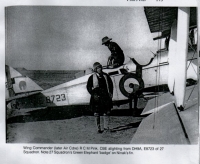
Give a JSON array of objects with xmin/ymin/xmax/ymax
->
[{"xmin": 5, "ymin": 65, "xmax": 43, "ymax": 99}]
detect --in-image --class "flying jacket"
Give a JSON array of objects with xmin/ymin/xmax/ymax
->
[
  {"xmin": 107, "ymin": 41, "xmax": 125, "ymax": 66},
  {"xmin": 86, "ymin": 72, "xmax": 113, "ymax": 113}
]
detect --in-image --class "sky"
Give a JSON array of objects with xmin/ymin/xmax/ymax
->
[{"xmin": 5, "ymin": 6, "xmax": 160, "ymax": 70}]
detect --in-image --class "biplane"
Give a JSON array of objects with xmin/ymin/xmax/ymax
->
[
  {"xmin": 6, "ymin": 49, "xmax": 197, "ymax": 111},
  {"xmin": 5, "ymin": 6, "xmax": 198, "ymax": 144},
  {"xmin": 6, "ymin": 8, "xmax": 197, "ymax": 113}
]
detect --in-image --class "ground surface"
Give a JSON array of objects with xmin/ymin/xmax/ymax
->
[{"xmin": 7, "ymin": 108, "xmax": 144, "ymax": 144}]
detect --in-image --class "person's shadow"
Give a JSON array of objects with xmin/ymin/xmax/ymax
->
[
  {"xmin": 110, "ymin": 121, "xmax": 141, "ymax": 132},
  {"xmin": 6, "ymin": 105, "xmax": 93, "ymax": 124},
  {"xmin": 7, "ymin": 107, "xmax": 145, "ymax": 124}
]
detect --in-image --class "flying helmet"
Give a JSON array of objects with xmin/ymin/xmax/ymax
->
[{"xmin": 93, "ymin": 62, "xmax": 102, "ymax": 71}]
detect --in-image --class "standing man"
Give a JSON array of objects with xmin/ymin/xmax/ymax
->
[
  {"xmin": 102, "ymin": 36, "xmax": 125, "ymax": 68},
  {"xmin": 87, "ymin": 62, "xmax": 113, "ymax": 133}
]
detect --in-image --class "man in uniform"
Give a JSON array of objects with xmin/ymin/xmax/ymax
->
[
  {"xmin": 86, "ymin": 62, "xmax": 113, "ymax": 133},
  {"xmin": 102, "ymin": 36, "xmax": 125, "ymax": 68}
]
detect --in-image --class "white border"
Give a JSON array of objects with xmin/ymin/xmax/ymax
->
[{"xmin": 1, "ymin": 1, "xmax": 199, "ymax": 164}]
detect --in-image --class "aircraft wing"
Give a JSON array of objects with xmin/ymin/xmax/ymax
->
[
  {"xmin": 144, "ymin": 7, "xmax": 197, "ymax": 39},
  {"xmin": 130, "ymin": 7, "xmax": 198, "ymax": 144},
  {"xmin": 131, "ymin": 85, "xmax": 198, "ymax": 144}
]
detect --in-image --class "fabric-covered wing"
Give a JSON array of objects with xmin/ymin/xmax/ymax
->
[{"xmin": 131, "ymin": 85, "xmax": 198, "ymax": 144}]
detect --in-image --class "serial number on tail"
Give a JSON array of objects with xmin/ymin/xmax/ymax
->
[{"xmin": 46, "ymin": 94, "xmax": 67, "ymax": 103}]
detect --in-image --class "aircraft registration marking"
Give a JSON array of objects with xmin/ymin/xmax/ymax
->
[{"xmin": 46, "ymin": 94, "xmax": 67, "ymax": 103}]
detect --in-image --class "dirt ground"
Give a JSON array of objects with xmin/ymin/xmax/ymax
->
[{"xmin": 6, "ymin": 105, "xmax": 144, "ymax": 144}]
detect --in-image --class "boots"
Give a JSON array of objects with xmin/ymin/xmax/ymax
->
[
  {"xmin": 95, "ymin": 113, "xmax": 110, "ymax": 133},
  {"xmin": 103, "ymin": 114, "xmax": 110, "ymax": 132},
  {"xmin": 95, "ymin": 115, "xmax": 103, "ymax": 133}
]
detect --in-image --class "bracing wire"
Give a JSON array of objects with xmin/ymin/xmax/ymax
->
[
  {"xmin": 153, "ymin": 8, "xmax": 163, "ymax": 129},
  {"xmin": 183, "ymin": 39, "xmax": 198, "ymax": 108},
  {"xmin": 187, "ymin": 43, "xmax": 197, "ymax": 71},
  {"xmin": 183, "ymin": 84, "xmax": 197, "ymax": 109}
]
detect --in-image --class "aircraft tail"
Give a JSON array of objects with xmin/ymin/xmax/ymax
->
[{"xmin": 5, "ymin": 65, "xmax": 43, "ymax": 99}]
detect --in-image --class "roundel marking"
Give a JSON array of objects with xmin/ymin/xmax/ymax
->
[
  {"xmin": 19, "ymin": 81, "xmax": 27, "ymax": 90},
  {"xmin": 119, "ymin": 73, "xmax": 144, "ymax": 97}
]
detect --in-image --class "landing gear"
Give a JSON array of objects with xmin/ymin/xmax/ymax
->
[
  {"xmin": 119, "ymin": 73, "xmax": 144, "ymax": 116},
  {"xmin": 119, "ymin": 57, "xmax": 155, "ymax": 116}
]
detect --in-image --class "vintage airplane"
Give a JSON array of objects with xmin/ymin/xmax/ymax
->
[
  {"xmin": 6, "ymin": 50, "xmax": 197, "ymax": 111},
  {"xmin": 5, "ymin": 6, "xmax": 199, "ymax": 145},
  {"xmin": 6, "ymin": 8, "xmax": 198, "ymax": 112},
  {"xmin": 6, "ymin": 7, "xmax": 198, "ymax": 126},
  {"xmin": 130, "ymin": 7, "xmax": 199, "ymax": 144}
]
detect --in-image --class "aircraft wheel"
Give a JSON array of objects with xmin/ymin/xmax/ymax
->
[{"xmin": 119, "ymin": 73, "xmax": 144, "ymax": 97}]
